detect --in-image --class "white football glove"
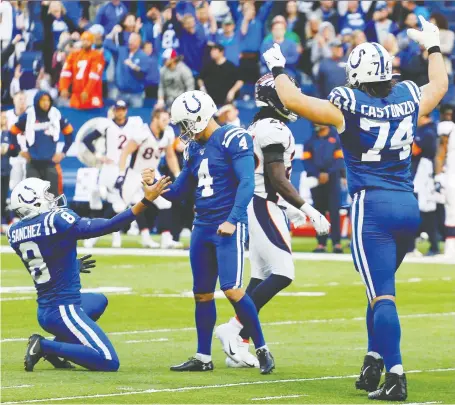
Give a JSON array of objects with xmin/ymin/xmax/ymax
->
[
  {"xmin": 300, "ymin": 202, "xmax": 331, "ymax": 235},
  {"xmin": 285, "ymin": 204, "xmax": 307, "ymax": 228},
  {"xmin": 263, "ymin": 43, "xmax": 286, "ymax": 71},
  {"xmin": 407, "ymin": 15, "xmax": 440, "ymax": 50}
]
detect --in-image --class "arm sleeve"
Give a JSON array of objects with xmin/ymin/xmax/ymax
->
[
  {"xmin": 258, "ymin": 0, "xmax": 273, "ymax": 22},
  {"xmin": 82, "ymin": 130, "xmax": 103, "ymax": 153},
  {"xmin": 60, "ymin": 117, "xmax": 74, "ymax": 154},
  {"xmin": 103, "ymin": 38, "xmax": 119, "ymax": 57},
  {"xmin": 161, "ymin": 159, "xmax": 195, "ymax": 202},
  {"xmin": 10, "ymin": 114, "xmax": 27, "ymax": 135},
  {"xmin": 71, "ymin": 209, "xmax": 135, "ymax": 240},
  {"xmin": 262, "ymin": 143, "xmax": 285, "ymax": 165}
]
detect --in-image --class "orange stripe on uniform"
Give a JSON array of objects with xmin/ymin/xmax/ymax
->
[
  {"xmin": 10, "ymin": 124, "xmax": 22, "ymax": 135},
  {"xmin": 302, "ymin": 151, "xmax": 312, "ymax": 160},
  {"xmin": 412, "ymin": 143, "xmax": 422, "ymax": 156},
  {"xmin": 333, "ymin": 149, "xmax": 344, "ymax": 159},
  {"xmin": 56, "ymin": 164, "xmax": 63, "ymax": 195},
  {"xmin": 62, "ymin": 124, "xmax": 74, "ymax": 135}
]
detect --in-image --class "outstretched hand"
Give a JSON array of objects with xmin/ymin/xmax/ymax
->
[
  {"xmin": 78, "ymin": 254, "xmax": 96, "ymax": 274},
  {"xmin": 263, "ymin": 43, "xmax": 286, "ymax": 71},
  {"xmin": 407, "ymin": 15, "xmax": 440, "ymax": 50},
  {"xmin": 143, "ymin": 176, "xmax": 172, "ymax": 202}
]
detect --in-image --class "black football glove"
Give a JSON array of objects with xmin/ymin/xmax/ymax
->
[{"xmin": 78, "ymin": 254, "xmax": 96, "ymax": 274}]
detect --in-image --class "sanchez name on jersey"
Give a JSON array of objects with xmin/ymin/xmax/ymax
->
[{"xmin": 328, "ymin": 80, "xmax": 420, "ymax": 196}]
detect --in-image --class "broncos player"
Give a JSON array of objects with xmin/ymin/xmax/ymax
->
[
  {"xmin": 8, "ymin": 176, "xmax": 170, "ymax": 372},
  {"xmin": 263, "ymin": 17, "xmax": 447, "ymax": 401},
  {"xmin": 215, "ymin": 73, "xmax": 330, "ymax": 368},
  {"xmin": 142, "ymin": 90, "xmax": 275, "ymax": 375}
]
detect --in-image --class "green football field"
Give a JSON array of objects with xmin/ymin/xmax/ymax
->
[{"xmin": 1, "ymin": 237, "xmax": 454, "ymax": 404}]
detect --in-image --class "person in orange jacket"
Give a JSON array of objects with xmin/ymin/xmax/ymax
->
[{"xmin": 59, "ymin": 32, "xmax": 105, "ymax": 109}]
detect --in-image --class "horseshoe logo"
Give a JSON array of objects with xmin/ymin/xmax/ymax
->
[
  {"xmin": 18, "ymin": 186, "xmax": 37, "ymax": 204},
  {"xmin": 183, "ymin": 95, "xmax": 202, "ymax": 114},
  {"xmin": 350, "ymin": 49, "xmax": 366, "ymax": 69}
]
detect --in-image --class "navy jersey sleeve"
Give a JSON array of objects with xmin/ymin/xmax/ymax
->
[
  {"xmin": 162, "ymin": 149, "xmax": 196, "ymax": 202},
  {"xmin": 223, "ymin": 131, "xmax": 255, "ymax": 224}
]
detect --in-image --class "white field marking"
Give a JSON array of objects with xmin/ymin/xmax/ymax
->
[
  {"xmin": 406, "ymin": 402, "xmax": 442, "ymax": 405},
  {"xmin": 1, "ymin": 385, "xmax": 33, "ymax": 389},
  {"xmin": 0, "ymin": 297, "xmax": 33, "ymax": 302},
  {"xmin": 251, "ymin": 394, "xmax": 308, "ymax": 400},
  {"xmin": 2, "ymin": 312, "xmax": 454, "ymax": 343},
  {"xmin": 2, "ymin": 246, "xmax": 455, "ymax": 264},
  {"xmin": 125, "ymin": 338, "xmax": 169, "ymax": 344},
  {"xmin": 142, "ymin": 291, "xmax": 325, "ymax": 299},
  {"xmin": 0, "ymin": 286, "xmax": 132, "ymax": 294},
  {"xmin": 2, "ymin": 368, "xmax": 455, "ymax": 404}
]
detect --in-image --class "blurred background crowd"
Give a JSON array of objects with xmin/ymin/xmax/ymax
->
[{"xmin": 1, "ymin": 0, "xmax": 455, "ymax": 255}]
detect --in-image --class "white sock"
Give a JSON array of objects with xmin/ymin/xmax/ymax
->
[
  {"xmin": 195, "ymin": 353, "xmax": 211, "ymax": 363},
  {"xmin": 367, "ymin": 351, "xmax": 382, "ymax": 360},
  {"xmin": 228, "ymin": 317, "xmax": 243, "ymax": 332},
  {"xmin": 389, "ymin": 364, "xmax": 404, "ymax": 375},
  {"xmin": 141, "ymin": 229, "xmax": 150, "ymax": 241},
  {"xmin": 257, "ymin": 344, "xmax": 269, "ymax": 351}
]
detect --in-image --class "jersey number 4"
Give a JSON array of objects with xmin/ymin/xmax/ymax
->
[
  {"xmin": 198, "ymin": 158, "xmax": 213, "ymax": 197},
  {"xmin": 361, "ymin": 116, "xmax": 413, "ymax": 162}
]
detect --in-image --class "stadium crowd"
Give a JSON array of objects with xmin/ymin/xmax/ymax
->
[{"xmin": 1, "ymin": 0, "xmax": 454, "ymax": 256}]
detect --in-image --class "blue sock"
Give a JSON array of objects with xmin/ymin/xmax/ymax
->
[
  {"xmin": 41, "ymin": 339, "xmax": 119, "ymax": 371},
  {"xmin": 373, "ymin": 299, "xmax": 402, "ymax": 371},
  {"xmin": 195, "ymin": 300, "xmax": 216, "ymax": 355},
  {"xmin": 366, "ymin": 303, "xmax": 379, "ymax": 353},
  {"xmin": 240, "ymin": 275, "xmax": 291, "ymax": 341},
  {"xmin": 232, "ymin": 294, "xmax": 265, "ymax": 349}
]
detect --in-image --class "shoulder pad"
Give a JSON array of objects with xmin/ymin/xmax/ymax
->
[
  {"xmin": 437, "ymin": 121, "xmax": 455, "ymax": 137},
  {"xmin": 43, "ymin": 209, "xmax": 80, "ymax": 236},
  {"xmin": 253, "ymin": 119, "xmax": 291, "ymax": 149},
  {"xmin": 221, "ymin": 126, "xmax": 249, "ymax": 148},
  {"xmin": 128, "ymin": 116, "xmax": 144, "ymax": 126},
  {"xmin": 400, "ymin": 80, "xmax": 422, "ymax": 105}
]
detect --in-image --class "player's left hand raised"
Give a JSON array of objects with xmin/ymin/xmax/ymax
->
[
  {"xmin": 217, "ymin": 221, "xmax": 236, "ymax": 236},
  {"xmin": 141, "ymin": 168, "xmax": 156, "ymax": 186},
  {"xmin": 143, "ymin": 176, "xmax": 172, "ymax": 201},
  {"xmin": 263, "ymin": 43, "xmax": 286, "ymax": 71},
  {"xmin": 78, "ymin": 254, "xmax": 96, "ymax": 274}
]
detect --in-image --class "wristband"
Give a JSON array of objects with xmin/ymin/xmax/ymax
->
[
  {"xmin": 272, "ymin": 66, "xmax": 285, "ymax": 79},
  {"xmin": 141, "ymin": 198, "xmax": 153, "ymax": 207},
  {"xmin": 428, "ymin": 46, "xmax": 441, "ymax": 55}
]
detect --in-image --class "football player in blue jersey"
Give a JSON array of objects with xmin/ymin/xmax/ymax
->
[
  {"xmin": 8, "ymin": 176, "xmax": 171, "ymax": 372},
  {"xmin": 142, "ymin": 90, "xmax": 275, "ymax": 374},
  {"xmin": 262, "ymin": 17, "xmax": 448, "ymax": 401}
]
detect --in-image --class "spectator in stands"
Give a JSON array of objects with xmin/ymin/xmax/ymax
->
[
  {"xmin": 401, "ymin": 0, "xmax": 430, "ymax": 21},
  {"xmin": 401, "ymin": 46, "xmax": 429, "ymax": 87},
  {"xmin": 105, "ymin": 32, "xmax": 148, "ymax": 107},
  {"xmin": 94, "ymin": 0, "xmax": 128, "ymax": 35},
  {"xmin": 338, "ymin": 0, "xmax": 374, "ymax": 32},
  {"xmin": 143, "ymin": 41, "xmax": 160, "ymax": 99},
  {"xmin": 284, "ymin": 0, "xmax": 307, "ymax": 45},
  {"xmin": 311, "ymin": 21, "xmax": 336, "ymax": 76},
  {"xmin": 198, "ymin": 44, "xmax": 244, "ymax": 106},
  {"xmin": 365, "ymin": 1, "xmax": 399, "ymax": 45},
  {"xmin": 238, "ymin": 0, "xmax": 274, "ymax": 83},
  {"xmin": 9, "ymin": 91, "xmax": 74, "ymax": 195},
  {"xmin": 316, "ymin": 39, "xmax": 346, "ymax": 99},
  {"xmin": 209, "ymin": 0, "xmax": 231, "ymax": 25},
  {"xmin": 142, "ymin": 5, "xmax": 163, "ymax": 48},
  {"xmin": 41, "ymin": 1, "xmax": 81, "ymax": 74},
  {"xmin": 114, "ymin": 12, "xmax": 143, "ymax": 45},
  {"xmin": 351, "ymin": 29, "xmax": 367, "ymax": 48},
  {"xmin": 263, "ymin": 14, "xmax": 301, "ymax": 50},
  {"xmin": 340, "ymin": 27, "xmax": 353, "ymax": 53},
  {"xmin": 195, "ymin": 1, "xmax": 217, "ymax": 37},
  {"xmin": 171, "ymin": 5, "xmax": 207, "ymax": 76},
  {"xmin": 51, "ymin": 32, "xmax": 73, "ymax": 87},
  {"xmin": 59, "ymin": 32, "xmax": 105, "ymax": 109},
  {"xmin": 89, "ymin": 24, "xmax": 112, "ymax": 99},
  {"xmin": 303, "ymin": 124, "xmax": 345, "ymax": 254},
  {"xmin": 313, "ymin": 0, "xmax": 338, "ymax": 31},
  {"xmin": 214, "ymin": 16, "xmax": 242, "ymax": 67},
  {"xmin": 156, "ymin": 49, "xmax": 194, "ymax": 109},
  {"xmin": 261, "ymin": 16, "xmax": 299, "ymax": 78},
  {"xmin": 216, "ymin": 104, "xmax": 241, "ymax": 127},
  {"xmin": 396, "ymin": 13, "xmax": 421, "ymax": 70},
  {"xmin": 382, "ymin": 33, "xmax": 401, "ymax": 73},
  {"xmin": 430, "ymin": 13, "xmax": 454, "ymax": 76}
]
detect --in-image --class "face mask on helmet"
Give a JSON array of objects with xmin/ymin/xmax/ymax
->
[{"xmin": 177, "ymin": 119, "xmax": 198, "ymax": 144}]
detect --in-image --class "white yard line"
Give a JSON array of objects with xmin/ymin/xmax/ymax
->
[
  {"xmin": 2, "ymin": 368, "xmax": 454, "ymax": 404},
  {"xmin": 1, "ymin": 385, "xmax": 33, "ymax": 389},
  {"xmin": 251, "ymin": 394, "xmax": 307, "ymax": 400},
  {"xmin": 125, "ymin": 338, "xmax": 169, "ymax": 344},
  {"xmin": 1, "ymin": 246, "xmax": 454, "ymax": 264},
  {"xmin": 2, "ymin": 312, "xmax": 454, "ymax": 343}
]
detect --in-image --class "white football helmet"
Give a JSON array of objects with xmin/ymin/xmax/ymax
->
[
  {"xmin": 10, "ymin": 178, "xmax": 67, "ymax": 219},
  {"xmin": 171, "ymin": 90, "xmax": 217, "ymax": 144},
  {"xmin": 346, "ymin": 42, "xmax": 394, "ymax": 86}
]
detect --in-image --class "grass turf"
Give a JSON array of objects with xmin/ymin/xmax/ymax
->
[{"xmin": 1, "ymin": 247, "xmax": 454, "ymax": 404}]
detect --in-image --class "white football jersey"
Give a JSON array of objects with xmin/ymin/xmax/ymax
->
[
  {"xmin": 248, "ymin": 118, "xmax": 295, "ymax": 201},
  {"xmin": 129, "ymin": 124, "xmax": 175, "ymax": 172},
  {"xmin": 6, "ymin": 109, "xmax": 26, "ymax": 150},
  {"xmin": 438, "ymin": 120, "xmax": 455, "ymax": 175}
]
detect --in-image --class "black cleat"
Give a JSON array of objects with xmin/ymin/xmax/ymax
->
[
  {"xmin": 368, "ymin": 372, "xmax": 407, "ymax": 401},
  {"xmin": 333, "ymin": 245, "xmax": 344, "ymax": 254},
  {"xmin": 24, "ymin": 334, "xmax": 44, "ymax": 372},
  {"xmin": 313, "ymin": 246, "xmax": 327, "ymax": 253},
  {"xmin": 170, "ymin": 357, "xmax": 214, "ymax": 372},
  {"xmin": 43, "ymin": 355, "xmax": 75, "ymax": 369},
  {"xmin": 256, "ymin": 348, "xmax": 275, "ymax": 375},
  {"xmin": 355, "ymin": 355, "xmax": 384, "ymax": 392}
]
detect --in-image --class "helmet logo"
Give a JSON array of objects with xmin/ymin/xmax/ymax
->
[
  {"xmin": 350, "ymin": 49, "xmax": 366, "ymax": 69},
  {"xmin": 18, "ymin": 186, "xmax": 37, "ymax": 204},
  {"xmin": 183, "ymin": 95, "xmax": 202, "ymax": 113}
]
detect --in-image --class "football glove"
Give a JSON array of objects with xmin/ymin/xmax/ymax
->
[
  {"xmin": 407, "ymin": 16, "xmax": 440, "ymax": 50},
  {"xmin": 263, "ymin": 43, "xmax": 286, "ymax": 71},
  {"xmin": 78, "ymin": 254, "xmax": 96, "ymax": 274},
  {"xmin": 285, "ymin": 204, "xmax": 307, "ymax": 228},
  {"xmin": 300, "ymin": 202, "xmax": 331, "ymax": 235}
]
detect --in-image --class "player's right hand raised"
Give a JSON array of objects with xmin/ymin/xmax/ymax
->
[
  {"xmin": 143, "ymin": 176, "xmax": 172, "ymax": 202},
  {"xmin": 141, "ymin": 168, "xmax": 155, "ymax": 186}
]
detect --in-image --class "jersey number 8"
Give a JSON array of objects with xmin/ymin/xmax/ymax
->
[{"xmin": 18, "ymin": 241, "xmax": 51, "ymax": 284}]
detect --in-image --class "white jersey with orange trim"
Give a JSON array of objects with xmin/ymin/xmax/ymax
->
[{"xmin": 248, "ymin": 118, "xmax": 295, "ymax": 202}]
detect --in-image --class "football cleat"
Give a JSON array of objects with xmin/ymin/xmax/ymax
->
[
  {"xmin": 313, "ymin": 245, "xmax": 327, "ymax": 253},
  {"xmin": 355, "ymin": 355, "xmax": 385, "ymax": 392},
  {"xmin": 142, "ymin": 238, "xmax": 160, "ymax": 248},
  {"xmin": 215, "ymin": 323, "xmax": 243, "ymax": 363},
  {"xmin": 225, "ymin": 338, "xmax": 259, "ymax": 368},
  {"xmin": 170, "ymin": 357, "xmax": 214, "ymax": 372},
  {"xmin": 368, "ymin": 373, "xmax": 407, "ymax": 401},
  {"xmin": 256, "ymin": 347, "xmax": 275, "ymax": 374},
  {"xmin": 24, "ymin": 334, "xmax": 44, "ymax": 372},
  {"xmin": 43, "ymin": 354, "xmax": 75, "ymax": 369}
]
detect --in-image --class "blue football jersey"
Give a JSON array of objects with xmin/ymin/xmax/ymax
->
[
  {"xmin": 8, "ymin": 208, "xmax": 82, "ymax": 307},
  {"xmin": 183, "ymin": 125, "xmax": 254, "ymax": 225},
  {"xmin": 328, "ymin": 80, "xmax": 420, "ymax": 196}
]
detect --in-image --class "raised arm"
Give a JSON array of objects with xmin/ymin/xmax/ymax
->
[
  {"xmin": 263, "ymin": 44, "xmax": 344, "ymax": 131},
  {"xmin": 407, "ymin": 16, "xmax": 448, "ymax": 117}
]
